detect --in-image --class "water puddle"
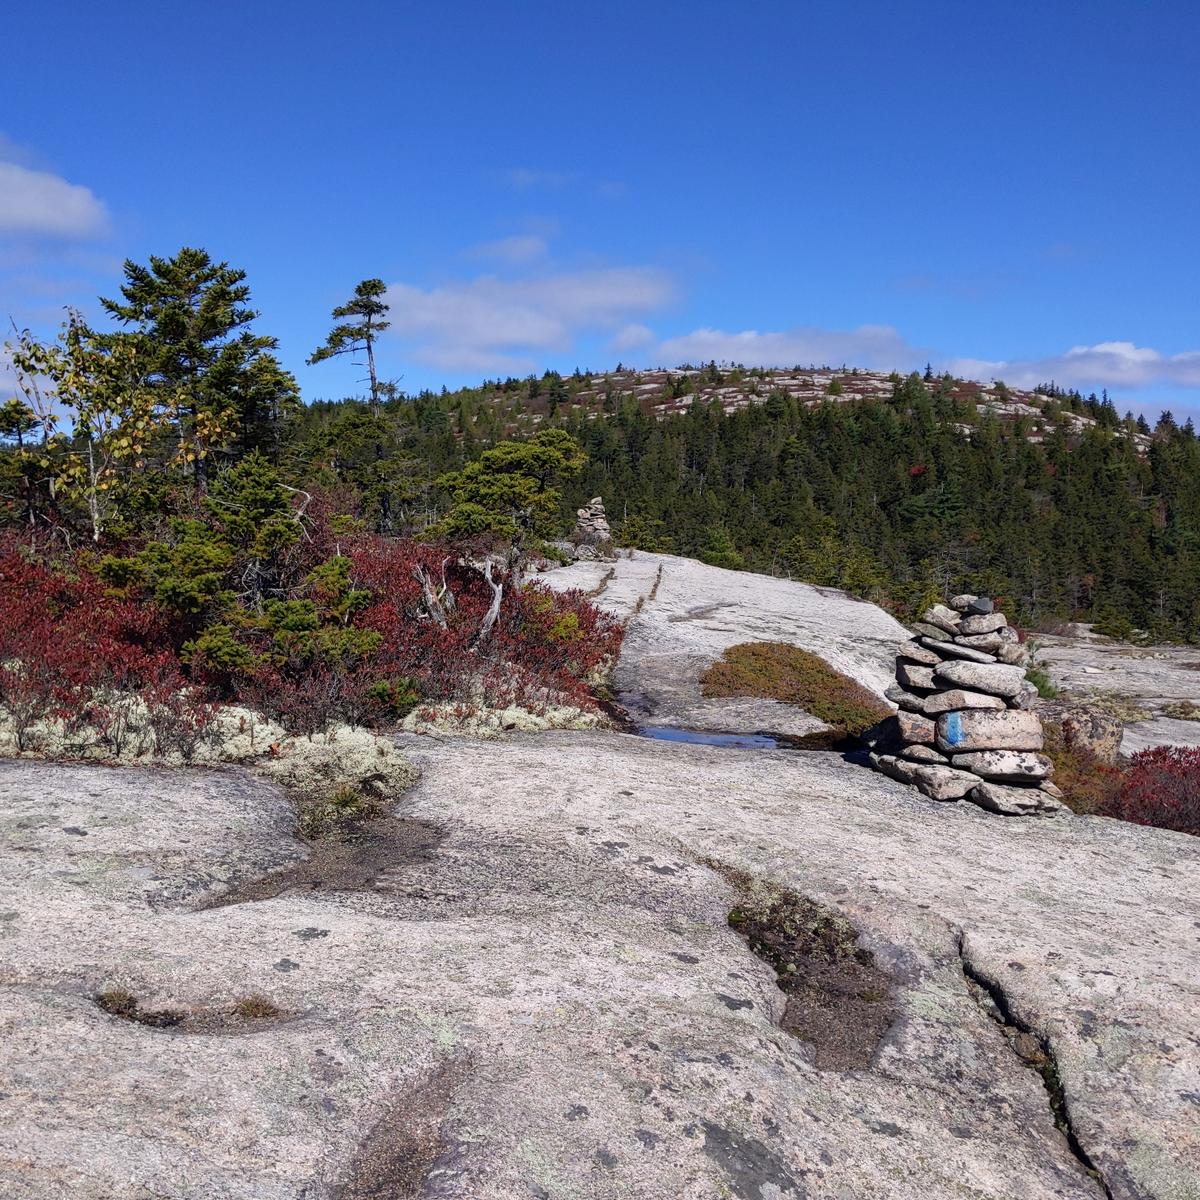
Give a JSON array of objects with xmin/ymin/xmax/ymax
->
[{"xmin": 635, "ymin": 725, "xmax": 858, "ymax": 753}]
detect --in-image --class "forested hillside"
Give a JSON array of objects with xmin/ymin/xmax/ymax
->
[
  {"xmin": 286, "ymin": 369, "xmax": 1200, "ymax": 641},
  {"xmin": 3, "ymin": 248, "xmax": 1200, "ymax": 643}
]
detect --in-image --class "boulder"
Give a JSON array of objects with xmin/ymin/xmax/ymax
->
[
  {"xmin": 885, "ymin": 684, "xmax": 928, "ymax": 714},
  {"xmin": 996, "ymin": 625, "xmax": 1020, "ymax": 644},
  {"xmin": 912, "ymin": 765, "xmax": 980, "ymax": 802},
  {"xmin": 898, "ymin": 640, "xmax": 941, "ymax": 666},
  {"xmin": 933, "ymin": 660, "xmax": 1026, "ymax": 699},
  {"xmin": 876, "ymin": 756, "xmax": 974, "ymax": 801},
  {"xmin": 966, "ymin": 597, "xmax": 995, "ymax": 615},
  {"xmin": 959, "ymin": 612, "xmax": 1008, "ymax": 636},
  {"xmin": 900, "ymin": 744, "xmax": 948, "ymax": 764},
  {"xmin": 921, "ymin": 638, "xmax": 997, "ymax": 664},
  {"xmin": 924, "ymin": 689, "xmax": 1007, "ymax": 715},
  {"xmin": 911, "ymin": 621, "xmax": 952, "ymax": 642},
  {"xmin": 996, "ymin": 642, "xmax": 1029, "ymax": 666},
  {"xmin": 897, "ymin": 710, "xmax": 936, "ymax": 745},
  {"xmin": 950, "ymin": 751, "xmax": 1054, "ymax": 782},
  {"xmin": 936, "ymin": 709, "xmax": 1044, "ymax": 754},
  {"xmin": 874, "ymin": 754, "xmax": 920, "ymax": 783},
  {"xmin": 1011, "ymin": 681, "xmax": 1040, "ymax": 711},
  {"xmin": 968, "ymin": 780, "xmax": 1058, "ymax": 816},
  {"xmin": 1044, "ymin": 704, "xmax": 1124, "ymax": 766},
  {"xmin": 897, "ymin": 662, "xmax": 936, "ymax": 690},
  {"xmin": 920, "ymin": 605, "xmax": 963, "ymax": 635},
  {"xmin": 949, "ymin": 594, "xmax": 978, "ymax": 612}
]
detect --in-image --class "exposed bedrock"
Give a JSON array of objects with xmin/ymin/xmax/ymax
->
[{"xmin": 1, "ymin": 737, "xmax": 1197, "ymax": 1199}]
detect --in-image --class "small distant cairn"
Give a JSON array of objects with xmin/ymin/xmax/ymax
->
[
  {"xmin": 571, "ymin": 497, "xmax": 615, "ymax": 560},
  {"xmin": 866, "ymin": 595, "xmax": 1063, "ymax": 815}
]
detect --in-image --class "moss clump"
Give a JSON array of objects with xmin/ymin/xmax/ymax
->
[
  {"xmin": 297, "ymin": 783, "xmax": 378, "ymax": 840},
  {"xmin": 709, "ymin": 862, "xmax": 895, "ymax": 1070},
  {"xmin": 700, "ymin": 641, "xmax": 890, "ymax": 736},
  {"xmin": 95, "ymin": 986, "xmax": 182, "ymax": 1027},
  {"xmin": 232, "ymin": 993, "xmax": 283, "ymax": 1019}
]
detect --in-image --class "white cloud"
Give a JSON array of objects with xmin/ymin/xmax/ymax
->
[
  {"xmin": 385, "ymin": 267, "xmax": 676, "ymax": 373},
  {"xmin": 944, "ymin": 341, "xmax": 1200, "ymax": 391},
  {"xmin": 0, "ymin": 160, "xmax": 110, "ymax": 239},
  {"xmin": 610, "ymin": 323, "xmax": 656, "ymax": 353},
  {"xmin": 653, "ymin": 324, "xmax": 923, "ymax": 371},
  {"xmin": 466, "ymin": 234, "xmax": 549, "ymax": 265}
]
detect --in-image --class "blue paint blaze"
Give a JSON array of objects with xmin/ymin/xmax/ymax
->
[{"xmin": 943, "ymin": 711, "xmax": 965, "ymax": 747}]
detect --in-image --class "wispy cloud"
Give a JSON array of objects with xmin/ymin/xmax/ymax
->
[
  {"xmin": 465, "ymin": 234, "xmax": 549, "ymax": 265},
  {"xmin": 642, "ymin": 323, "xmax": 1200, "ymax": 403},
  {"xmin": 653, "ymin": 324, "xmax": 924, "ymax": 371},
  {"xmin": 946, "ymin": 342, "xmax": 1200, "ymax": 392},
  {"xmin": 498, "ymin": 166, "xmax": 628, "ymax": 200},
  {"xmin": 386, "ymin": 266, "xmax": 676, "ymax": 373},
  {"xmin": 610, "ymin": 323, "xmax": 656, "ymax": 353},
  {"xmin": 0, "ymin": 155, "xmax": 110, "ymax": 240}
]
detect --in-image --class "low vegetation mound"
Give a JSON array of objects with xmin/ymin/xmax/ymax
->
[
  {"xmin": 1044, "ymin": 729, "xmax": 1200, "ymax": 837},
  {"xmin": 700, "ymin": 641, "xmax": 891, "ymax": 736}
]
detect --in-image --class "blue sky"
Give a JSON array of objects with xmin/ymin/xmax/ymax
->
[{"xmin": 3, "ymin": 0, "xmax": 1199, "ymax": 416}]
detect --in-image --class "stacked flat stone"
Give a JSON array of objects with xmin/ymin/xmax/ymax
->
[
  {"xmin": 870, "ymin": 595, "xmax": 1063, "ymax": 815},
  {"xmin": 570, "ymin": 496, "xmax": 616, "ymax": 560}
]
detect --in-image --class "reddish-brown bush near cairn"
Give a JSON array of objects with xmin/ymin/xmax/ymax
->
[{"xmin": 1114, "ymin": 746, "xmax": 1200, "ymax": 837}]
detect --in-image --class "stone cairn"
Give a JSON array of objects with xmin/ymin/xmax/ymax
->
[
  {"xmin": 571, "ymin": 497, "xmax": 615, "ymax": 560},
  {"xmin": 866, "ymin": 595, "xmax": 1063, "ymax": 815}
]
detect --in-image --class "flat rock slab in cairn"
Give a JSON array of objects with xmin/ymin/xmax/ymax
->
[
  {"xmin": 951, "ymin": 751, "xmax": 1054, "ymax": 782},
  {"xmin": 899, "ymin": 640, "xmax": 941, "ymax": 666},
  {"xmin": 936, "ymin": 709, "xmax": 1044, "ymax": 754},
  {"xmin": 933, "ymin": 660, "xmax": 1026, "ymax": 699},
  {"xmin": 923, "ymin": 688, "xmax": 1006, "ymax": 715},
  {"xmin": 959, "ymin": 612, "xmax": 1009, "ymax": 636},
  {"xmin": 920, "ymin": 638, "xmax": 998, "ymax": 664}
]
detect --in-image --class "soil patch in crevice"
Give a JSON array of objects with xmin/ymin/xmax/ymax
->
[
  {"xmin": 202, "ymin": 815, "xmax": 446, "ymax": 909},
  {"xmin": 957, "ymin": 933, "xmax": 1111, "ymax": 1196},
  {"xmin": 95, "ymin": 986, "xmax": 293, "ymax": 1034},
  {"xmin": 707, "ymin": 861, "xmax": 896, "ymax": 1070},
  {"xmin": 333, "ymin": 1059, "xmax": 469, "ymax": 1199}
]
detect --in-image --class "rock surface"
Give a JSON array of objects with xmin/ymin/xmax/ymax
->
[
  {"xmin": 1034, "ymin": 629, "xmax": 1200, "ymax": 755},
  {"xmin": 1, "ymin": 735, "xmax": 1197, "ymax": 1199},
  {"xmin": 542, "ymin": 551, "xmax": 908, "ymax": 731}
]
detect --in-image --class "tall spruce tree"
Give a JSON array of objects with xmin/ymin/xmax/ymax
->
[
  {"xmin": 307, "ymin": 279, "xmax": 391, "ymax": 415},
  {"xmin": 99, "ymin": 247, "xmax": 297, "ymax": 488}
]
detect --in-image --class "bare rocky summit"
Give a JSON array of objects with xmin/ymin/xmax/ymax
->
[{"xmin": 1, "ymin": 555, "xmax": 1198, "ymax": 1199}]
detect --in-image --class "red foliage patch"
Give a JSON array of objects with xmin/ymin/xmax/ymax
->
[
  {"xmin": 0, "ymin": 528, "xmax": 623, "ymax": 742},
  {"xmin": 1112, "ymin": 746, "xmax": 1200, "ymax": 837},
  {"xmin": 0, "ymin": 537, "xmax": 214, "ymax": 754}
]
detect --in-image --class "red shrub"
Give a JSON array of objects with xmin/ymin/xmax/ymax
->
[
  {"xmin": 0, "ymin": 536, "xmax": 214, "ymax": 754},
  {"xmin": 0, "ymin": 527, "xmax": 622, "ymax": 743},
  {"xmin": 1114, "ymin": 746, "xmax": 1200, "ymax": 836}
]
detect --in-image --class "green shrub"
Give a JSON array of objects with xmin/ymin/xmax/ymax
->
[{"xmin": 700, "ymin": 641, "xmax": 891, "ymax": 735}]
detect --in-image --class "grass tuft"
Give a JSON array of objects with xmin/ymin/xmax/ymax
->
[{"xmin": 232, "ymin": 993, "xmax": 284, "ymax": 1019}]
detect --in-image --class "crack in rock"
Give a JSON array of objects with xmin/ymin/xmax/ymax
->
[{"xmin": 957, "ymin": 931, "xmax": 1112, "ymax": 1198}]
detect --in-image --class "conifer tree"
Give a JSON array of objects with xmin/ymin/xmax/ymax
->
[
  {"xmin": 99, "ymin": 247, "xmax": 297, "ymax": 488},
  {"xmin": 308, "ymin": 279, "xmax": 391, "ymax": 415}
]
